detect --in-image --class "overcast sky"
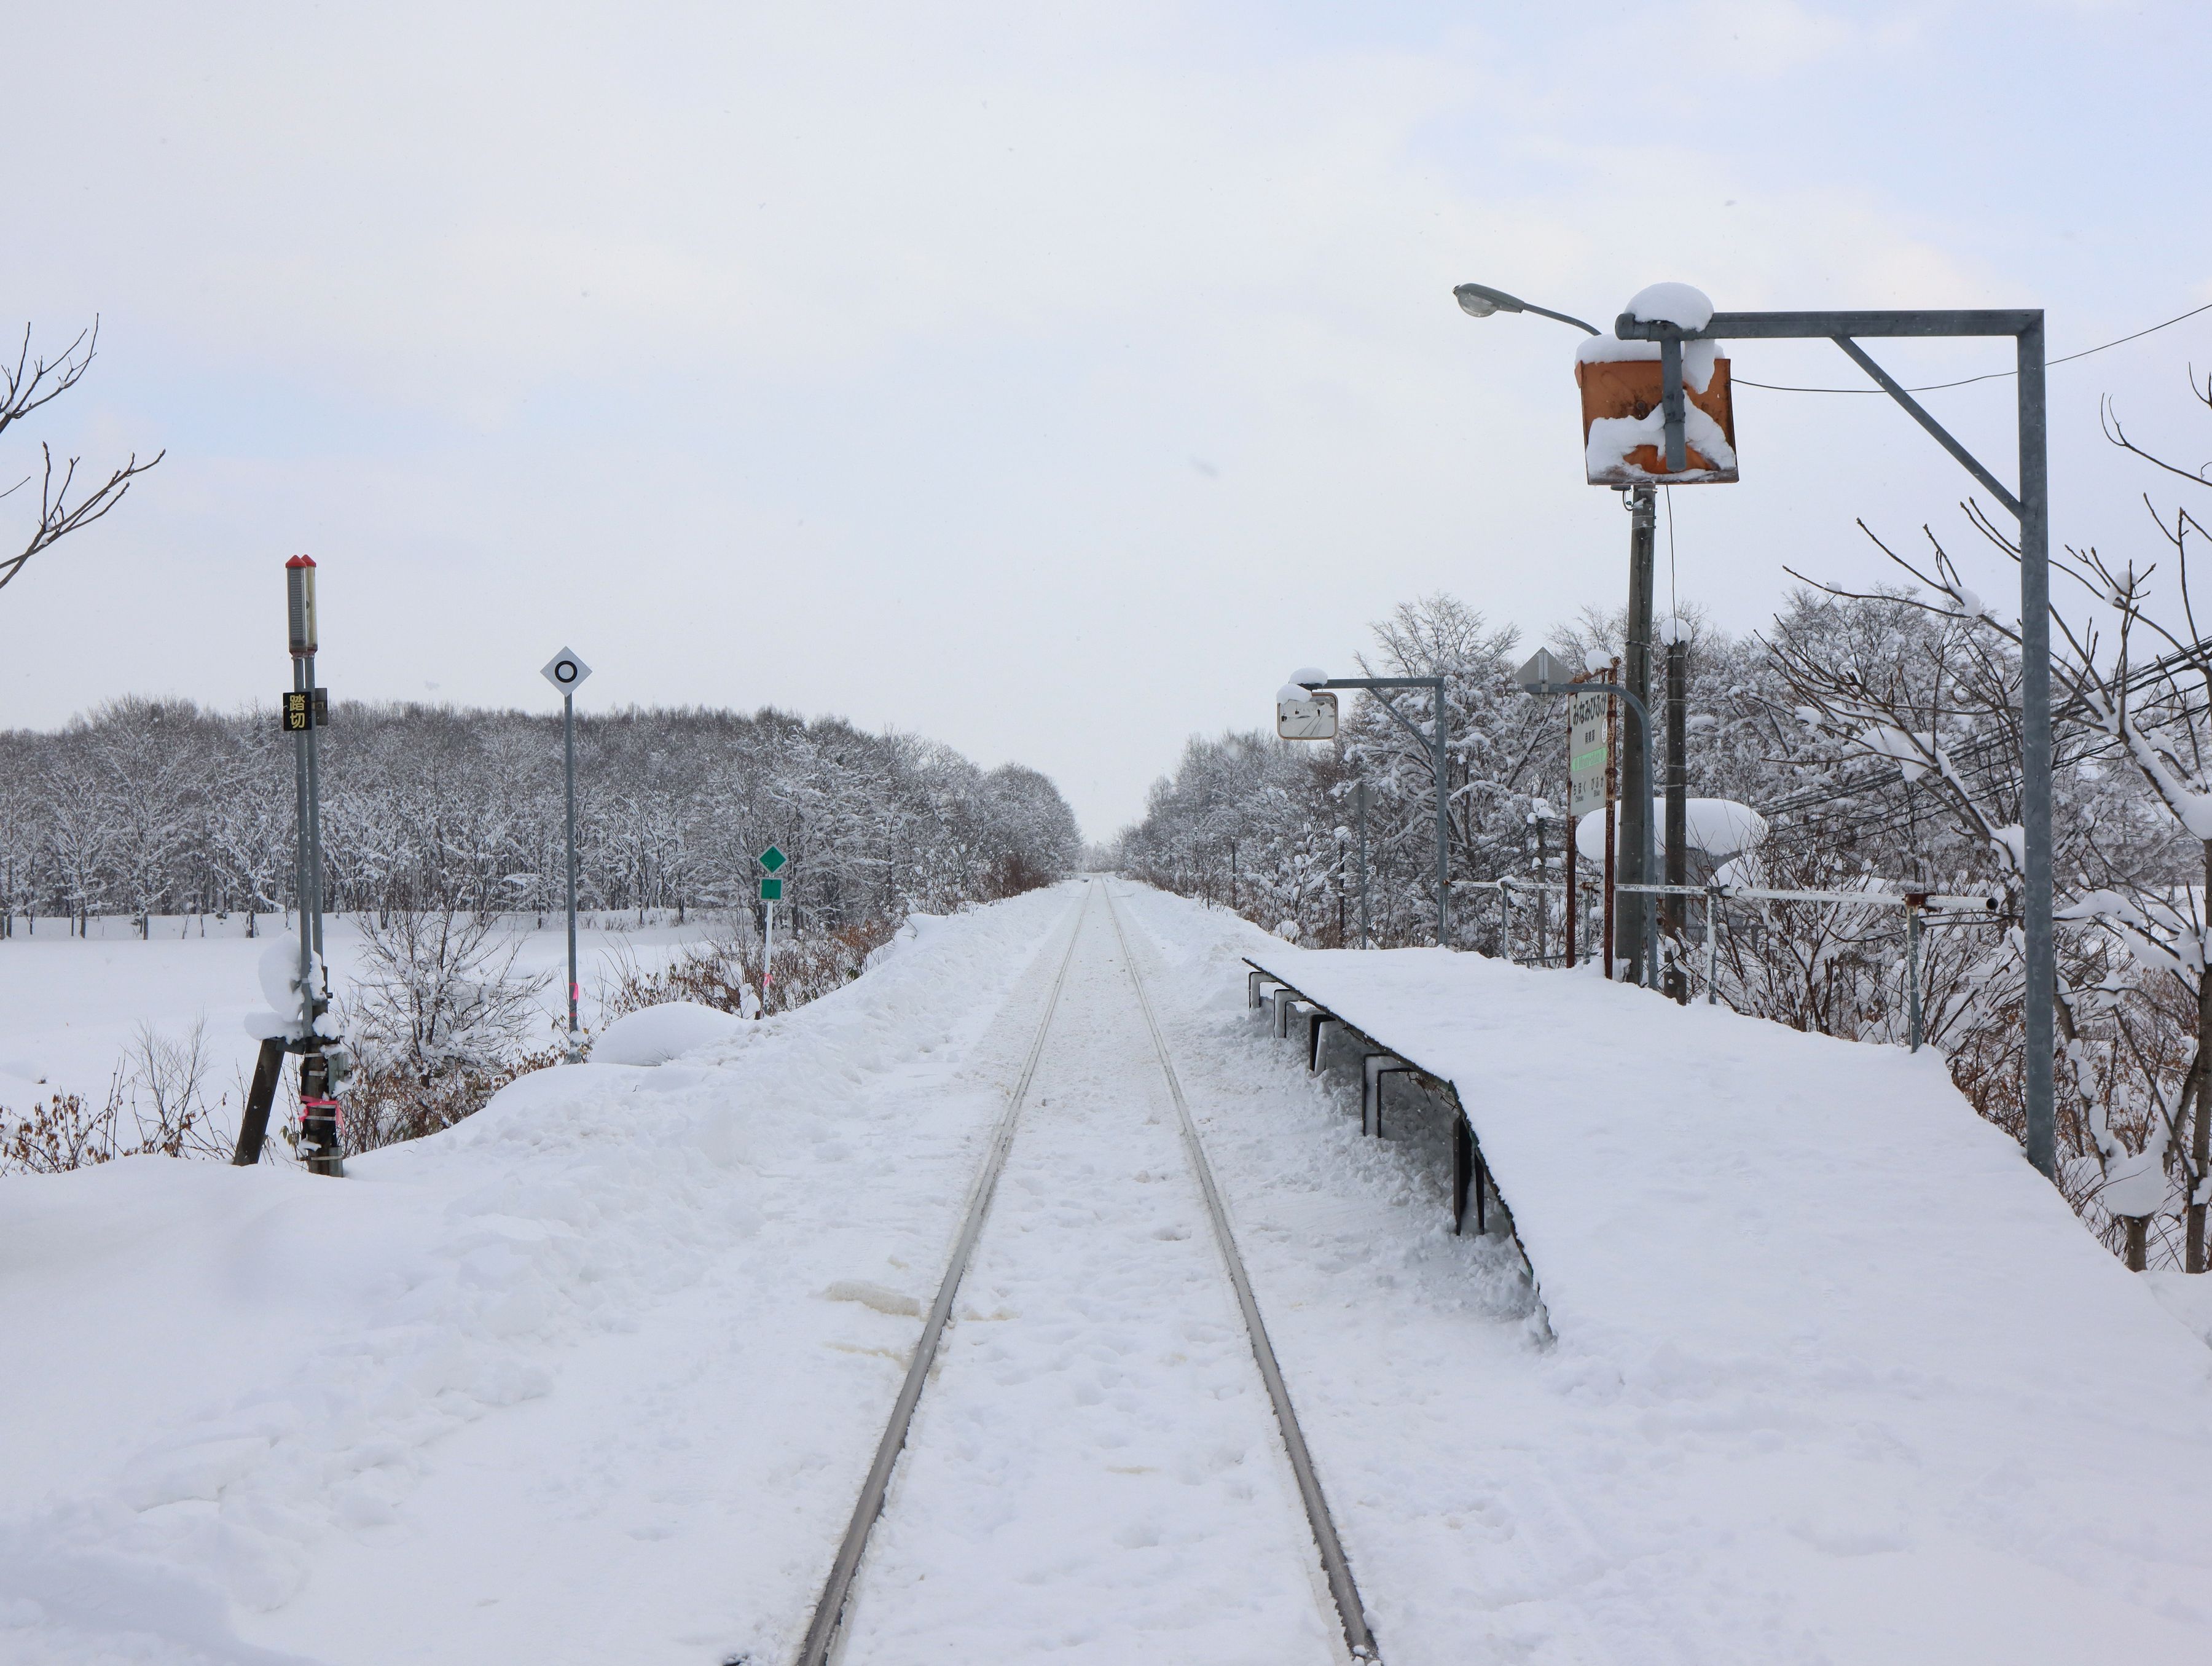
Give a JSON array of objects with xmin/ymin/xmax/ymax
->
[{"xmin": 4, "ymin": 1, "xmax": 2210, "ymax": 839}]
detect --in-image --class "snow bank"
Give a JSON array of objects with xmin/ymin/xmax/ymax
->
[
  {"xmin": 0, "ymin": 884, "xmax": 1084, "ymax": 1664},
  {"xmin": 591, "ymin": 1000, "xmax": 746, "ymax": 1065}
]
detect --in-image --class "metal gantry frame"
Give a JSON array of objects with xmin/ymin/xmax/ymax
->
[
  {"xmin": 1457, "ymin": 283, "xmax": 2056, "ymax": 1178},
  {"xmin": 1610, "ymin": 303, "xmax": 2054, "ymax": 1178},
  {"xmin": 1301, "ymin": 675, "xmax": 1450, "ymax": 948}
]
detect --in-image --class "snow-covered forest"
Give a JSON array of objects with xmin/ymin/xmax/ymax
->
[
  {"xmin": 0, "ymin": 702, "xmax": 1081, "ymax": 935},
  {"xmin": 1119, "ymin": 386, "xmax": 2212, "ymax": 1272}
]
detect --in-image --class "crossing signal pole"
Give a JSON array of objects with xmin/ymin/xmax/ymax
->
[
  {"xmin": 230, "ymin": 557, "xmax": 348, "ymax": 1173},
  {"xmin": 287, "ymin": 557, "xmax": 345, "ymax": 1175}
]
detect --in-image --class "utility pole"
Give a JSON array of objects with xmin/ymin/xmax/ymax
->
[
  {"xmin": 1620, "ymin": 485, "xmax": 1657, "ymax": 985},
  {"xmin": 542, "ymin": 649, "xmax": 592, "ymax": 1060},
  {"xmin": 1604, "ymin": 659, "xmax": 1618, "ymax": 977},
  {"xmin": 1665, "ymin": 637, "xmax": 1688, "ymax": 1003}
]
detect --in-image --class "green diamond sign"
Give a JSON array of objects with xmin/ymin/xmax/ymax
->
[
  {"xmin": 759, "ymin": 877, "xmax": 783, "ymax": 902},
  {"xmin": 758, "ymin": 845, "xmax": 786, "ymax": 873}
]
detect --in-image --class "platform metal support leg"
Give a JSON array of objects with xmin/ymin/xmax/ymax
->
[
  {"xmin": 1274, "ymin": 990, "xmax": 1300, "ymax": 1038},
  {"xmin": 1249, "ymin": 970, "xmax": 1271, "ymax": 1011},
  {"xmin": 1362, "ymin": 1055, "xmax": 1409, "ymax": 1138},
  {"xmin": 1309, "ymin": 1014, "xmax": 1336, "ymax": 1073},
  {"xmin": 1452, "ymin": 1116, "xmax": 1475, "ymax": 1235}
]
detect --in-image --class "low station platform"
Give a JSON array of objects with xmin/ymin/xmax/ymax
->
[{"xmin": 1237, "ymin": 945, "xmax": 2205, "ymax": 1382}]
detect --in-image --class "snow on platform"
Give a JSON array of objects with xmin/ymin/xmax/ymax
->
[{"xmin": 1241, "ymin": 942, "xmax": 2212, "ymax": 1651}]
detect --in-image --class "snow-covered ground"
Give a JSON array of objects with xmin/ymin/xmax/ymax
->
[
  {"xmin": 3, "ymin": 882, "xmax": 2210, "ymax": 1663},
  {"xmin": 0, "ymin": 912, "xmax": 713, "ymax": 1125}
]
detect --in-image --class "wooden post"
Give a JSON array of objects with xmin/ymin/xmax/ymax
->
[
  {"xmin": 1564, "ymin": 817, "xmax": 1577, "ymax": 969},
  {"xmin": 231, "ymin": 1036, "xmax": 288, "ymax": 1165}
]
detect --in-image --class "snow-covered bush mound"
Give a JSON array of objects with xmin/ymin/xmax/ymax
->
[
  {"xmin": 592, "ymin": 1000, "xmax": 747, "ymax": 1065},
  {"xmin": 862, "ymin": 911, "xmax": 951, "ymax": 974}
]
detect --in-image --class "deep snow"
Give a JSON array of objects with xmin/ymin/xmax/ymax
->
[
  {"xmin": 3, "ymin": 883, "xmax": 2210, "ymax": 1664},
  {"xmin": 1237, "ymin": 931, "xmax": 2212, "ymax": 1660}
]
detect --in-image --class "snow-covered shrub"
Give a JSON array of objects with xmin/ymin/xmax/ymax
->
[
  {"xmin": 596, "ymin": 914, "xmax": 899, "ymax": 1026},
  {"xmin": 339, "ymin": 906, "xmax": 554, "ymax": 1152}
]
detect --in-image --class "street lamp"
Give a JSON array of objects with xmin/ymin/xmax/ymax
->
[
  {"xmin": 1279, "ymin": 669, "xmax": 1451, "ymax": 949},
  {"xmin": 1453, "ymin": 283, "xmax": 1601, "ymax": 337},
  {"xmin": 1455, "ymin": 280, "xmax": 1665, "ymax": 986}
]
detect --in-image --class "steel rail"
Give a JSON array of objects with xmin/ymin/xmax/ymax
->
[
  {"xmin": 1102, "ymin": 883, "xmax": 1383, "ymax": 1663},
  {"xmin": 790, "ymin": 882, "xmax": 1095, "ymax": 1666}
]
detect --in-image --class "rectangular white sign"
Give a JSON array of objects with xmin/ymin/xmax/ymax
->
[
  {"xmin": 1277, "ymin": 693, "xmax": 1339, "ymax": 741},
  {"xmin": 1568, "ymin": 690, "xmax": 1610, "ymax": 820}
]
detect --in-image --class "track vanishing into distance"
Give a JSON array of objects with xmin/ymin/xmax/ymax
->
[{"xmin": 787, "ymin": 879, "xmax": 1381, "ymax": 1665}]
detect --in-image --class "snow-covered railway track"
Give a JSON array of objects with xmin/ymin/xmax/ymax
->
[{"xmin": 787, "ymin": 879, "xmax": 1379, "ymax": 1665}]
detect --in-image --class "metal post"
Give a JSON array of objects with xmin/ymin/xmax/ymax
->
[
  {"xmin": 2018, "ymin": 318, "xmax": 2056, "ymax": 1176},
  {"xmin": 765, "ymin": 899, "xmax": 776, "ymax": 1006},
  {"xmin": 284, "ymin": 555, "xmax": 340, "ymax": 1178},
  {"xmin": 1906, "ymin": 899, "xmax": 1924, "ymax": 1052},
  {"xmin": 1704, "ymin": 889, "xmax": 1717, "ymax": 1005},
  {"xmin": 1433, "ymin": 682, "xmax": 1451, "ymax": 949},
  {"xmin": 1621, "ymin": 488, "xmax": 1657, "ymax": 986},
  {"xmin": 291, "ymin": 652, "xmax": 312, "ymax": 1026},
  {"xmin": 1602, "ymin": 698, "xmax": 1617, "ymax": 980},
  {"xmin": 1665, "ymin": 638, "xmax": 1688, "ymax": 1003},
  {"xmin": 303, "ymin": 649, "xmax": 324, "ymax": 966},
  {"xmin": 1564, "ymin": 815, "xmax": 1578, "ymax": 970},
  {"xmin": 1355, "ymin": 780, "xmax": 1369, "ymax": 948},
  {"xmin": 563, "ymin": 690, "xmax": 581, "ymax": 1057},
  {"xmin": 1660, "ymin": 336, "xmax": 1688, "ymax": 474}
]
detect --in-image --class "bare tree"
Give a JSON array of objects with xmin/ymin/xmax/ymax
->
[{"xmin": 0, "ymin": 319, "xmax": 163, "ymax": 596}]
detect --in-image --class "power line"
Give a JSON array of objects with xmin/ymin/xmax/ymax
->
[{"xmin": 1732, "ymin": 298, "xmax": 2212, "ymax": 395}]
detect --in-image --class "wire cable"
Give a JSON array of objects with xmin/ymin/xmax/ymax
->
[{"xmin": 1732, "ymin": 299, "xmax": 2212, "ymax": 394}]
